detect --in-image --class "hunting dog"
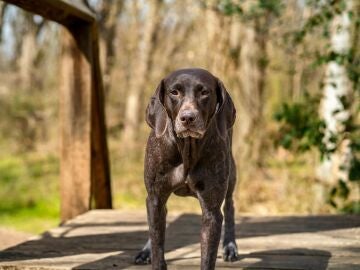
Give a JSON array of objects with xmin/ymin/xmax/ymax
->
[{"xmin": 135, "ymin": 68, "xmax": 237, "ymax": 270}]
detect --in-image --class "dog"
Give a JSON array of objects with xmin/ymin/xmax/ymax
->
[{"xmin": 135, "ymin": 68, "xmax": 237, "ymax": 270}]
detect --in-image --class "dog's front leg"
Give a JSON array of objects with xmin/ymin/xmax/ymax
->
[
  {"xmin": 200, "ymin": 207, "xmax": 223, "ymax": 270},
  {"xmin": 147, "ymin": 194, "xmax": 168, "ymax": 270},
  {"xmin": 198, "ymin": 192, "xmax": 224, "ymax": 270}
]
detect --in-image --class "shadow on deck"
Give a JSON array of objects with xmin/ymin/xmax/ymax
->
[{"xmin": 0, "ymin": 210, "xmax": 359, "ymax": 269}]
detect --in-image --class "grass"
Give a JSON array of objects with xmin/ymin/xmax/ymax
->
[
  {"xmin": 110, "ymin": 139, "xmax": 202, "ymax": 213},
  {"xmin": 0, "ymin": 199, "xmax": 60, "ymax": 233},
  {"xmin": 0, "ymin": 153, "xmax": 60, "ymax": 234},
  {"xmin": 236, "ymin": 148, "xmax": 336, "ymax": 215},
  {"xmin": 110, "ymin": 138, "xmax": 335, "ymax": 216}
]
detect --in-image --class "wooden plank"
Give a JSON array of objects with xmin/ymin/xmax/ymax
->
[
  {"xmin": 0, "ymin": 211, "xmax": 359, "ymax": 270},
  {"xmin": 2, "ymin": 0, "xmax": 94, "ymax": 26},
  {"xmin": 0, "ymin": 229, "xmax": 32, "ymax": 250}
]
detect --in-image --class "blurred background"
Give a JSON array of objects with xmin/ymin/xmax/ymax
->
[{"xmin": 0, "ymin": 0, "xmax": 359, "ymax": 234}]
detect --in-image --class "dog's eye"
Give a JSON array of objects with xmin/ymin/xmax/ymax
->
[
  {"xmin": 170, "ymin": 90, "xmax": 179, "ymax": 96},
  {"xmin": 201, "ymin": 90, "xmax": 209, "ymax": 96}
]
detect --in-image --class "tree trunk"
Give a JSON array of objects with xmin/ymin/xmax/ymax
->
[
  {"xmin": 122, "ymin": 0, "xmax": 163, "ymax": 147},
  {"xmin": 236, "ymin": 17, "xmax": 270, "ymax": 167},
  {"xmin": 317, "ymin": 1, "xmax": 353, "ymax": 184},
  {"xmin": 205, "ymin": 0, "xmax": 232, "ymax": 78},
  {"xmin": 0, "ymin": 3, "xmax": 7, "ymax": 44},
  {"xmin": 18, "ymin": 14, "xmax": 37, "ymax": 87},
  {"xmin": 98, "ymin": 0, "xmax": 124, "ymax": 94}
]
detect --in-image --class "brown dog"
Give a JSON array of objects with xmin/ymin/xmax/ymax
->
[{"xmin": 135, "ymin": 68, "xmax": 237, "ymax": 270}]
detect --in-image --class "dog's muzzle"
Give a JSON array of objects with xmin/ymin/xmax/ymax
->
[
  {"xmin": 176, "ymin": 129, "xmax": 204, "ymax": 139},
  {"xmin": 175, "ymin": 108, "xmax": 206, "ymax": 139}
]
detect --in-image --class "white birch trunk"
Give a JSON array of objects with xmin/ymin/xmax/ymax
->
[{"xmin": 318, "ymin": 1, "xmax": 352, "ymax": 184}]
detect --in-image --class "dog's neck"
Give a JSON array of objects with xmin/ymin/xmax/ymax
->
[
  {"xmin": 170, "ymin": 120, "xmax": 217, "ymax": 174},
  {"xmin": 177, "ymin": 138, "xmax": 198, "ymax": 174}
]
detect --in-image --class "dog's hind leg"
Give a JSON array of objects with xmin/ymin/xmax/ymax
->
[
  {"xmin": 223, "ymin": 155, "xmax": 238, "ymax": 262},
  {"xmin": 134, "ymin": 238, "xmax": 152, "ymax": 264}
]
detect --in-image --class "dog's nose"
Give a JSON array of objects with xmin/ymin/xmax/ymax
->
[{"xmin": 179, "ymin": 111, "xmax": 196, "ymax": 125}]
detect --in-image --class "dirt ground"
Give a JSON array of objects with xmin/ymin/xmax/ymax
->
[{"xmin": 0, "ymin": 228, "xmax": 33, "ymax": 250}]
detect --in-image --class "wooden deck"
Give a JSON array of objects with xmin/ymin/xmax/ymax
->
[{"xmin": 0, "ymin": 210, "xmax": 359, "ymax": 270}]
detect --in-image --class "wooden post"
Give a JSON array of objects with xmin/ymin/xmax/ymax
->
[
  {"xmin": 59, "ymin": 24, "xmax": 91, "ymax": 222},
  {"xmin": 2, "ymin": 0, "xmax": 112, "ymax": 222},
  {"xmin": 89, "ymin": 24, "xmax": 112, "ymax": 210},
  {"xmin": 60, "ymin": 23, "xmax": 112, "ymax": 221}
]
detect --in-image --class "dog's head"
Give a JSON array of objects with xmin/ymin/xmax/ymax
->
[{"xmin": 146, "ymin": 68, "xmax": 236, "ymax": 140}]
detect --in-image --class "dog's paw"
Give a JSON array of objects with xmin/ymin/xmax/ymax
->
[
  {"xmin": 223, "ymin": 242, "xmax": 238, "ymax": 262},
  {"xmin": 134, "ymin": 249, "xmax": 151, "ymax": 265}
]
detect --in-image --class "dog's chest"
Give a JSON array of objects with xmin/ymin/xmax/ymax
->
[{"xmin": 163, "ymin": 136, "xmax": 227, "ymax": 191}]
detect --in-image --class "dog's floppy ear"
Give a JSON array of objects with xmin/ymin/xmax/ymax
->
[
  {"xmin": 145, "ymin": 80, "xmax": 169, "ymax": 138},
  {"xmin": 215, "ymin": 78, "xmax": 236, "ymax": 140}
]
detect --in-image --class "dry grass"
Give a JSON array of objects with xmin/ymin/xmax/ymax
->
[{"xmin": 109, "ymin": 136, "xmax": 333, "ymax": 216}]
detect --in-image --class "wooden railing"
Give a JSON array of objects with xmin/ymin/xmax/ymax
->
[{"xmin": 2, "ymin": 0, "xmax": 112, "ymax": 222}]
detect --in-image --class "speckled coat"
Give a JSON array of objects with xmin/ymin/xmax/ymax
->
[{"xmin": 135, "ymin": 69, "xmax": 238, "ymax": 270}]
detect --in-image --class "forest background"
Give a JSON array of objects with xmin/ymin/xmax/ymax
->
[{"xmin": 0, "ymin": 0, "xmax": 359, "ymax": 233}]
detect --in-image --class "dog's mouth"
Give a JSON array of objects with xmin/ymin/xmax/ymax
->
[{"xmin": 177, "ymin": 130, "xmax": 204, "ymax": 139}]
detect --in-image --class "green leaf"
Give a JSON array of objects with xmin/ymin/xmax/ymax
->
[
  {"xmin": 349, "ymin": 158, "xmax": 360, "ymax": 181},
  {"xmin": 337, "ymin": 180, "xmax": 350, "ymax": 199}
]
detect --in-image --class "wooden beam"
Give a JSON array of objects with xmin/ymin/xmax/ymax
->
[{"xmin": 2, "ymin": 0, "xmax": 94, "ymax": 26}]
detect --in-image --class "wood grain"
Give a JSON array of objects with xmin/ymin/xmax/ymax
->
[{"xmin": 59, "ymin": 25, "xmax": 92, "ymax": 222}]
